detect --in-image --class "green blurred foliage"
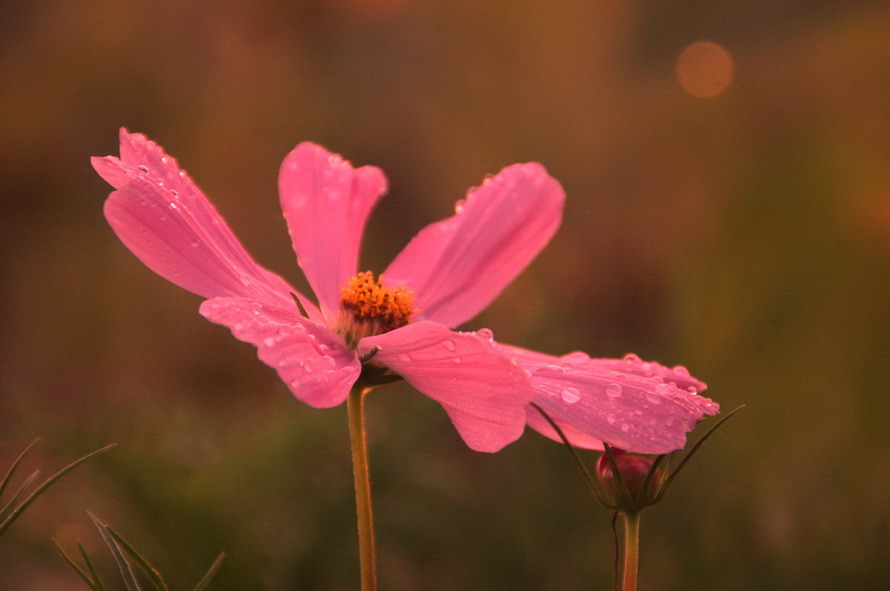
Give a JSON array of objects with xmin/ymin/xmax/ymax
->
[{"xmin": 2, "ymin": 0, "xmax": 889, "ymax": 588}]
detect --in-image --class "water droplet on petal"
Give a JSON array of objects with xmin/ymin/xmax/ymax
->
[
  {"xmin": 263, "ymin": 337, "xmax": 277, "ymax": 347},
  {"xmin": 563, "ymin": 351, "xmax": 590, "ymax": 364},
  {"xmin": 452, "ymin": 357, "xmax": 462, "ymax": 364},
  {"xmin": 560, "ymin": 387, "xmax": 581, "ymax": 404},
  {"xmin": 322, "ymin": 355, "xmax": 337, "ymax": 367},
  {"xmin": 620, "ymin": 423, "xmax": 630, "ymax": 432},
  {"xmin": 623, "ymin": 353, "xmax": 641, "ymax": 363},
  {"xmin": 606, "ymin": 383, "xmax": 623, "ymax": 398},
  {"xmin": 542, "ymin": 364, "xmax": 567, "ymax": 375},
  {"xmin": 687, "ymin": 386, "xmax": 698, "ymax": 394},
  {"xmin": 607, "ymin": 413, "xmax": 617, "ymax": 425},
  {"xmin": 645, "ymin": 391, "xmax": 663, "ymax": 404},
  {"xmin": 477, "ymin": 328, "xmax": 494, "ymax": 341},
  {"xmin": 655, "ymin": 383, "xmax": 673, "ymax": 395},
  {"xmin": 442, "ymin": 340, "xmax": 456, "ymax": 352}
]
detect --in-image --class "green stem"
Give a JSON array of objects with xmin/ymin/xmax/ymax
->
[
  {"xmin": 620, "ymin": 511, "xmax": 640, "ymax": 591},
  {"xmin": 347, "ymin": 386, "xmax": 377, "ymax": 591}
]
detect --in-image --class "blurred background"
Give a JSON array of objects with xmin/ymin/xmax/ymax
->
[{"xmin": 2, "ymin": 0, "xmax": 889, "ymax": 589}]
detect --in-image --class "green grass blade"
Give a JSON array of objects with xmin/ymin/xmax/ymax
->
[
  {"xmin": 107, "ymin": 526, "xmax": 170, "ymax": 591},
  {"xmin": 89, "ymin": 513, "xmax": 142, "ymax": 591},
  {"xmin": 0, "ymin": 443, "xmax": 117, "ymax": 536},
  {"xmin": 78, "ymin": 541, "xmax": 107, "ymax": 591},
  {"xmin": 192, "ymin": 553, "xmax": 226, "ymax": 591},
  {"xmin": 0, "ymin": 470, "xmax": 41, "ymax": 528},
  {"xmin": 53, "ymin": 538, "xmax": 98, "ymax": 590},
  {"xmin": 0, "ymin": 438, "xmax": 40, "ymax": 500}
]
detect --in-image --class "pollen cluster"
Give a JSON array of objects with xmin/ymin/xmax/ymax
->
[{"xmin": 336, "ymin": 271, "xmax": 416, "ymax": 348}]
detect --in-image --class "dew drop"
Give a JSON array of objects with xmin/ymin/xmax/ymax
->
[
  {"xmin": 454, "ymin": 200, "xmax": 465, "ymax": 214},
  {"xmin": 263, "ymin": 337, "xmax": 277, "ymax": 347},
  {"xmin": 623, "ymin": 353, "xmax": 641, "ymax": 363},
  {"xmin": 645, "ymin": 392, "xmax": 663, "ymax": 405},
  {"xmin": 606, "ymin": 383, "xmax": 623, "ymax": 398},
  {"xmin": 620, "ymin": 423, "xmax": 630, "ymax": 432},
  {"xmin": 560, "ymin": 387, "xmax": 581, "ymax": 404},
  {"xmin": 687, "ymin": 386, "xmax": 698, "ymax": 394},
  {"xmin": 477, "ymin": 328, "xmax": 494, "ymax": 341},
  {"xmin": 442, "ymin": 340, "xmax": 456, "ymax": 352},
  {"xmin": 542, "ymin": 364, "xmax": 567, "ymax": 375},
  {"xmin": 607, "ymin": 413, "xmax": 617, "ymax": 425},
  {"xmin": 452, "ymin": 357, "xmax": 462, "ymax": 364},
  {"xmin": 322, "ymin": 355, "xmax": 337, "ymax": 367},
  {"xmin": 563, "ymin": 351, "xmax": 590, "ymax": 364}
]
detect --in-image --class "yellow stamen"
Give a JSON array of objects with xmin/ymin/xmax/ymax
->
[{"xmin": 337, "ymin": 271, "xmax": 417, "ymax": 348}]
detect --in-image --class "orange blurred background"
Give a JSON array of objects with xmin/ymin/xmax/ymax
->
[{"xmin": 2, "ymin": 1, "xmax": 889, "ymax": 589}]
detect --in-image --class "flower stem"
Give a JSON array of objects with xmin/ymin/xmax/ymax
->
[
  {"xmin": 620, "ymin": 511, "xmax": 640, "ymax": 591},
  {"xmin": 347, "ymin": 386, "xmax": 377, "ymax": 591}
]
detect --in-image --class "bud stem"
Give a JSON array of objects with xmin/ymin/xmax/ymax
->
[
  {"xmin": 620, "ymin": 511, "xmax": 640, "ymax": 591},
  {"xmin": 347, "ymin": 385, "xmax": 377, "ymax": 591}
]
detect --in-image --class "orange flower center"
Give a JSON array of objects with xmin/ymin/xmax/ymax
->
[{"xmin": 336, "ymin": 271, "xmax": 416, "ymax": 348}]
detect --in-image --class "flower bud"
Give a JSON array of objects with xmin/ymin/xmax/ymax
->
[{"xmin": 595, "ymin": 448, "xmax": 660, "ymax": 511}]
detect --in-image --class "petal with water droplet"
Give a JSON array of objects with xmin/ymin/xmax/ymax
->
[
  {"xmin": 384, "ymin": 163, "xmax": 565, "ymax": 328},
  {"xmin": 361, "ymin": 321, "xmax": 533, "ymax": 452},
  {"xmin": 94, "ymin": 129, "xmax": 320, "ymax": 319},
  {"xmin": 200, "ymin": 297, "xmax": 359, "ymax": 408},
  {"xmin": 278, "ymin": 142, "xmax": 388, "ymax": 322}
]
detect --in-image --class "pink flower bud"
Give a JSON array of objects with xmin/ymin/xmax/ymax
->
[{"xmin": 595, "ymin": 448, "xmax": 660, "ymax": 510}]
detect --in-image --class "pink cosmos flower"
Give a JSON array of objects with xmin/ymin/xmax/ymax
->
[
  {"xmin": 93, "ymin": 129, "xmax": 717, "ymax": 455},
  {"xmin": 93, "ymin": 129, "xmax": 561, "ymax": 452}
]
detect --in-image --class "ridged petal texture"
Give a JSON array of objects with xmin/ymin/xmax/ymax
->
[
  {"xmin": 200, "ymin": 297, "xmax": 360, "ymax": 408},
  {"xmin": 279, "ymin": 143, "xmax": 388, "ymax": 323},
  {"xmin": 94, "ymin": 129, "xmax": 319, "ymax": 318},
  {"xmin": 384, "ymin": 163, "xmax": 564, "ymax": 329},
  {"xmin": 362, "ymin": 323, "xmax": 533, "ymax": 452},
  {"xmin": 504, "ymin": 347, "xmax": 718, "ymax": 454}
]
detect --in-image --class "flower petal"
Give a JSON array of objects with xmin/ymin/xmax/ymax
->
[
  {"xmin": 525, "ymin": 406, "xmax": 605, "ymax": 450},
  {"xmin": 94, "ymin": 129, "xmax": 319, "ymax": 317},
  {"xmin": 360, "ymin": 322, "xmax": 533, "ymax": 452},
  {"xmin": 503, "ymin": 345, "xmax": 719, "ymax": 454},
  {"xmin": 278, "ymin": 143, "xmax": 388, "ymax": 322},
  {"xmin": 199, "ymin": 297, "xmax": 359, "ymax": 408},
  {"xmin": 384, "ymin": 163, "xmax": 565, "ymax": 328}
]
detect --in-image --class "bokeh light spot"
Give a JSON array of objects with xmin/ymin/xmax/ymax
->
[{"xmin": 676, "ymin": 41, "xmax": 734, "ymax": 98}]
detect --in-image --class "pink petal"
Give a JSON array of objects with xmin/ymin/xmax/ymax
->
[
  {"xmin": 383, "ymin": 163, "xmax": 565, "ymax": 328},
  {"xmin": 360, "ymin": 322, "xmax": 533, "ymax": 452},
  {"xmin": 278, "ymin": 143, "xmax": 388, "ymax": 322},
  {"xmin": 94, "ymin": 129, "xmax": 319, "ymax": 318},
  {"xmin": 502, "ymin": 345, "xmax": 719, "ymax": 454},
  {"xmin": 199, "ymin": 297, "xmax": 360, "ymax": 408},
  {"xmin": 525, "ymin": 406, "xmax": 604, "ymax": 450}
]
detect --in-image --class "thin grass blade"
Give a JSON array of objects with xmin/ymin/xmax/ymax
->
[
  {"xmin": 192, "ymin": 553, "xmax": 226, "ymax": 591},
  {"xmin": 107, "ymin": 526, "xmax": 170, "ymax": 591},
  {"xmin": 0, "ymin": 443, "xmax": 117, "ymax": 536},
  {"xmin": 0, "ymin": 470, "xmax": 41, "ymax": 528},
  {"xmin": 0, "ymin": 438, "xmax": 40, "ymax": 500},
  {"xmin": 89, "ymin": 513, "xmax": 142, "ymax": 591},
  {"xmin": 53, "ymin": 538, "xmax": 97, "ymax": 590}
]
